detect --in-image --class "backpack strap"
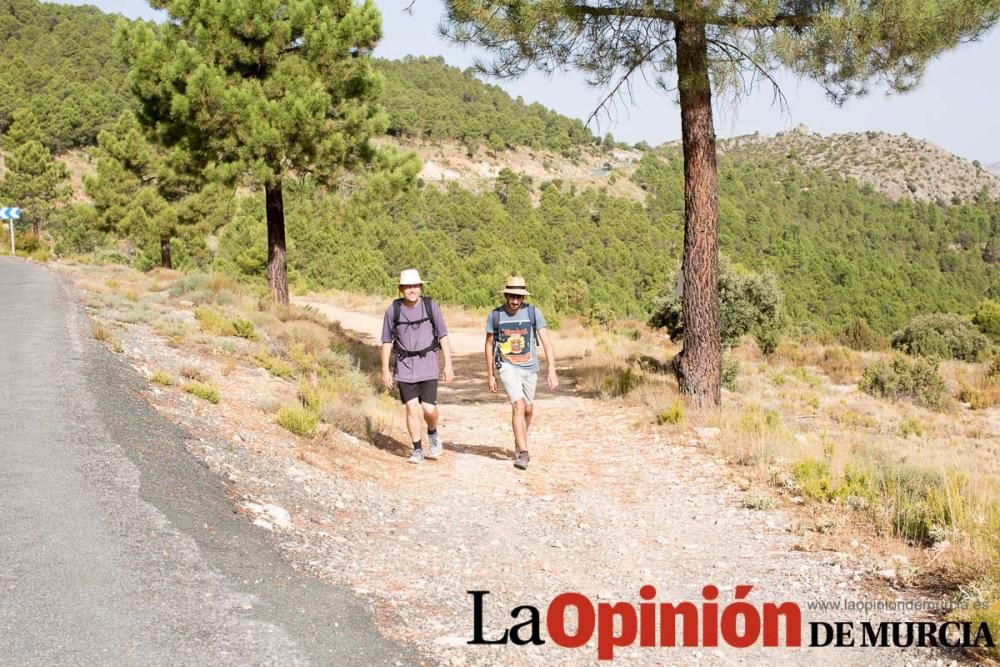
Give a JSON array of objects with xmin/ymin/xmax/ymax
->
[
  {"xmin": 526, "ymin": 303, "xmax": 539, "ymax": 345},
  {"xmin": 392, "ymin": 296, "xmax": 441, "ymax": 359},
  {"xmin": 491, "ymin": 306, "xmax": 504, "ymax": 369},
  {"xmin": 422, "ymin": 296, "xmax": 439, "ymax": 342}
]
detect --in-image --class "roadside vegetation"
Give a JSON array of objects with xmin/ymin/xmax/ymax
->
[{"xmin": 71, "ymin": 254, "xmax": 1000, "ymax": 658}]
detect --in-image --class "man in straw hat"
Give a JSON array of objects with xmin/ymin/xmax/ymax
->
[
  {"xmin": 485, "ymin": 276, "xmax": 558, "ymax": 470},
  {"xmin": 381, "ymin": 269, "xmax": 454, "ymax": 463}
]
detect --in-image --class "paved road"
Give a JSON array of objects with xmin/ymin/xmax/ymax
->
[{"xmin": 0, "ymin": 257, "xmax": 413, "ymax": 665}]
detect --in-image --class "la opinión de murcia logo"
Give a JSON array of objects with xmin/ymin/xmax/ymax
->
[{"xmin": 468, "ymin": 586, "xmax": 995, "ymax": 660}]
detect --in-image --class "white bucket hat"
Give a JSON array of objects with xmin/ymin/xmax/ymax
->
[{"xmin": 398, "ymin": 268, "xmax": 427, "ymax": 285}]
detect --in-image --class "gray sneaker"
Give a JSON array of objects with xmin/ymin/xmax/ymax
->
[
  {"xmin": 513, "ymin": 450, "xmax": 530, "ymax": 470},
  {"xmin": 408, "ymin": 448, "xmax": 424, "ymax": 464},
  {"xmin": 427, "ymin": 432, "xmax": 443, "ymax": 460}
]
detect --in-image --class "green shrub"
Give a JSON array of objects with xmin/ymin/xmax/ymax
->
[
  {"xmin": 276, "ymin": 404, "xmax": 319, "ymax": 437},
  {"xmin": 754, "ymin": 324, "xmax": 782, "ymax": 356},
  {"xmin": 890, "ymin": 313, "xmax": 988, "ymax": 362},
  {"xmin": 194, "ymin": 306, "xmax": 236, "ymax": 337},
  {"xmin": 182, "ymin": 381, "xmax": 220, "ymax": 404},
  {"xmin": 899, "ymin": 418, "xmax": 925, "ymax": 437},
  {"xmin": 972, "ymin": 299, "xmax": 1000, "ymax": 340},
  {"xmin": 651, "ymin": 260, "xmax": 784, "ymax": 349},
  {"xmin": 721, "ymin": 355, "xmax": 740, "ymax": 391},
  {"xmin": 792, "ymin": 458, "xmax": 837, "ymax": 501},
  {"xmin": 253, "ymin": 349, "xmax": 294, "ymax": 377},
  {"xmin": 840, "ymin": 317, "xmax": 885, "ymax": 350},
  {"xmin": 231, "ymin": 318, "xmax": 259, "ymax": 341},
  {"xmin": 859, "ymin": 356, "xmax": 947, "ymax": 410},
  {"xmin": 657, "ymin": 402, "xmax": 685, "ymax": 425},
  {"xmin": 150, "ymin": 371, "xmax": 173, "ymax": 386},
  {"xmin": 738, "ymin": 406, "xmax": 782, "ymax": 438}
]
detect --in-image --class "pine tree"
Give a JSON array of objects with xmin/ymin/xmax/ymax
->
[
  {"xmin": 0, "ymin": 109, "xmax": 69, "ymax": 238},
  {"xmin": 85, "ymin": 112, "xmax": 226, "ymax": 269},
  {"xmin": 118, "ymin": 0, "xmax": 386, "ymax": 303},
  {"xmin": 442, "ymin": 0, "xmax": 1000, "ymax": 406}
]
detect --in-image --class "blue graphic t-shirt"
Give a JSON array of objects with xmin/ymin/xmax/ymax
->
[{"xmin": 485, "ymin": 305, "xmax": 547, "ymax": 372}]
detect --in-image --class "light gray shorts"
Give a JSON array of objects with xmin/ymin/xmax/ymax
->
[{"xmin": 498, "ymin": 363, "xmax": 538, "ymax": 403}]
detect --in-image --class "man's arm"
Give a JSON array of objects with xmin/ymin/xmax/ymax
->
[
  {"xmin": 538, "ymin": 328, "xmax": 559, "ymax": 390},
  {"xmin": 439, "ymin": 335, "xmax": 454, "ymax": 383},
  {"xmin": 485, "ymin": 333, "xmax": 498, "ymax": 393},
  {"xmin": 380, "ymin": 342, "xmax": 394, "ymax": 390}
]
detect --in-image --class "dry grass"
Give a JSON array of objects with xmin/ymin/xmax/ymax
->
[{"xmin": 268, "ymin": 319, "xmax": 333, "ymax": 355}]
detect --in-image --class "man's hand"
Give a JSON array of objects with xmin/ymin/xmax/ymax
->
[
  {"xmin": 443, "ymin": 363, "xmax": 455, "ymax": 384},
  {"xmin": 381, "ymin": 370, "xmax": 394, "ymax": 391},
  {"xmin": 547, "ymin": 368, "xmax": 559, "ymax": 390},
  {"xmin": 487, "ymin": 375, "xmax": 498, "ymax": 393}
]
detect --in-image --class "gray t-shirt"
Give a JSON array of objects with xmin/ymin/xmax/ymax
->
[
  {"xmin": 485, "ymin": 305, "xmax": 547, "ymax": 373},
  {"xmin": 382, "ymin": 298, "xmax": 448, "ymax": 382}
]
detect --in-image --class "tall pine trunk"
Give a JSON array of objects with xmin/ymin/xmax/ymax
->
[
  {"xmin": 265, "ymin": 182, "xmax": 289, "ymax": 305},
  {"xmin": 673, "ymin": 20, "xmax": 721, "ymax": 408},
  {"xmin": 160, "ymin": 236, "xmax": 172, "ymax": 269}
]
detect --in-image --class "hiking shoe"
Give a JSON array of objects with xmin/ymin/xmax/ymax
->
[
  {"xmin": 408, "ymin": 448, "xmax": 424, "ymax": 464},
  {"xmin": 427, "ymin": 432, "xmax": 443, "ymax": 460},
  {"xmin": 513, "ymin": 450, "xmax": 530, "ymax": 470}
]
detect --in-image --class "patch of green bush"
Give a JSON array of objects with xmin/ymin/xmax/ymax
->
[
  {"xmin": 276, "ymin": 404, "xmax": 319, "ymax": 438},
  {"xmin": 859, "ymin": 356, "xmax": 948, "ymax": 410},
  {"xmin": 231, "ymin": 318, "xmax": 259, "ymax": 341},
  {"xmin": 899, "ymin": 418, "xmax": 925, "ymax": 437},
  {"xmin": 721, "ymin": 355, "xmax": 740, "ymax": 391},
  {"xmin": 182, "ymin": 381, "xmax": 220, "ymax": 404},
  {"xmin": 840, "ymin": 317, "xmax": 885, "ymax": 350},
  {"xmin": 973, "ymin": 299, "xmax": 1000, "ymax": 341},
  {"xmin": 150, "ymin": 371, "xmax": 173, "ymax": 386},
  {"xmin": 657, "ymin": 402, "xmax": 685, "ymax": 425},
  {"xmin": 792, "ymin": 458, "xmax": 838, "ymax": 501},
  {"xmin": 651, "ymin": 260, "xmax": 784, "ymax": 350},
  {"xmin": 890, "ymin": 313, "xmax": 989, "ymax": 362},
  {"xmin": 253, "ymin": 349, "xmax": 294, "ymax": 378}
]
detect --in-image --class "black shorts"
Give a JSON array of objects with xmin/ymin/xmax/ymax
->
[{"xmin": 398, "ymin": 380, "xmax": 438, "ymax": 405}]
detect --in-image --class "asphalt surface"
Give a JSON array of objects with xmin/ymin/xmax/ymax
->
[{"xmin": 0, "ymin": 257, "xmax": 414, "ymax": 665}]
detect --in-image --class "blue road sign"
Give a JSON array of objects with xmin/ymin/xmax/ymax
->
[{"xmin": 0, "ymin": 207, "xmax": 21, "ymax": 220}]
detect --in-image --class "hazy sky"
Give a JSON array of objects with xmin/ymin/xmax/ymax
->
[{"xmin": 57, "ymin": 0, "xmax": 1000, "ymax": 164}]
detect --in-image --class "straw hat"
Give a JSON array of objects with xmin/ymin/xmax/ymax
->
[
  {"xmin": 500, "ymin": 275, "xmax": 531, "ymax": 296},
  {"xmin": 398, "ymin": 269, "xmax": 427, "ymax": 285}
]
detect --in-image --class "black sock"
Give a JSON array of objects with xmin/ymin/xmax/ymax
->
[
  {"xmin": 427, "ymin": 428, "xmax": 437, "ymax": 436},
  {"xmin": 412, "ymin": 440, "xmax": 422, "ymax": 450}
]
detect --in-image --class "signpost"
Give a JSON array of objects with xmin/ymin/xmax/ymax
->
[{"xmin": 1, "ymin": 207, "xmax": 22, "ymax": 256}]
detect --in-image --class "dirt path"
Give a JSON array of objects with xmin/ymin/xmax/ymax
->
[{"xmin": 290, "ymin": 296, "xmax": 953, "ymax": 665}]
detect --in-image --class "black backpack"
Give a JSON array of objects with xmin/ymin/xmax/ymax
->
[
  {"xmin": 491, "ymin": 303, "xmax": 539, "ymax": 368},
  {"xmin": 391, "ymin": 296, "xmax": 441, "ymax": 359}
]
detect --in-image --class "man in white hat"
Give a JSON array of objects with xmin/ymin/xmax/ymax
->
[
  {"xmin": 485, "ymin": 276, "xmax": 558, "ymax": 470},
  {"xmin": 381, "ymin": 269, "xmax": 454, "ymax": 463}
]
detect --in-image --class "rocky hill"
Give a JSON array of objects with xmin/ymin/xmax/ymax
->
[{"xmin": 716, "ymin": 126, "xmax": 1000, "ymax": 204}]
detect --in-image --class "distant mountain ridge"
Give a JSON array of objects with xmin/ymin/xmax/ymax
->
[
  {"xmin": 987, "ymin": 161, "xmax": 1000, "ymax": 176},
  {"xmin": 713, "ymin": 126, "xmax": 1000, "ymax": 204}
]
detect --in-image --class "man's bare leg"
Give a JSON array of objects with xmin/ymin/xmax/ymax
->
[
  {"xmin": 405, "ymin": 398, "xmax": 423, "ymax": 445},
  {"xmin": 512, "ymin": 399, "xmax": 528, "ymax": 452},
  {"xmin": 422, "ymin": 402, "xmax": 438, "ymax": 431}
]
